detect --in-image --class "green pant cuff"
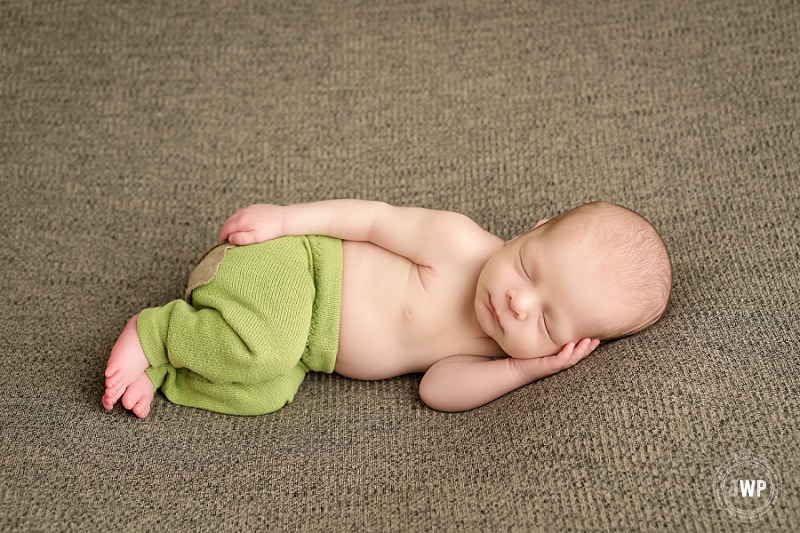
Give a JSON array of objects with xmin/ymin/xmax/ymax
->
[
  {"xmin": 145, "ymin": 365, "xmax": 168, "ymax": 390},
  {"xmin": 137, "ymin": 301, "xmax": 179, "ymax": 369}
]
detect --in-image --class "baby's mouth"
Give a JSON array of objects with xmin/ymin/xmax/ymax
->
[{"xmin": 488, "ymin": 294, "xmax": 503, "ymax": 332}]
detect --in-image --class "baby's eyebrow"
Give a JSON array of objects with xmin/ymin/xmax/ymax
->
[
  {"xmin": 520, "ymin": 242, "xmax": 535, "ymax": 278},
  {"xmin": 518, "ymin": 249, "xmax": 530, "ymax": 277}
]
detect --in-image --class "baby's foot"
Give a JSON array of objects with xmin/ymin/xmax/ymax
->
[
  {"xmin": 102, "ymin": 314, "xmax": 151, "ymax": 412},
  {"xmin": 120, "ymin": 372, "xmax": 155, "ymax": 418}
]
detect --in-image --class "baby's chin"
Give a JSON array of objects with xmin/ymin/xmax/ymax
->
[
  {"xmin": 501, "ymin": 343, "xmax": 561, "ymax": 360},
  {"xmin": 505, "ymin": 351, "xmax": 547, "ymax": 360}
]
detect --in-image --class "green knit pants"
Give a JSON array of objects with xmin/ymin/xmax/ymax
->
[{"xmin": 137, "ymin": 236, "xmax": 342, "ymax": 415}]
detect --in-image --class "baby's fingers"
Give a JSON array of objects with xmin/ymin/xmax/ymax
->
[
  {"xmin": 219, "ymin": 204, "xmax": 274, "ymax": 244},
  {"xmin": 555, "ymin": 338, "xmax": 599, "ymax": 370},
  {"xmin": 219, "ymin": 210, "xmax": 246, "ymax": 243},
  {"xmin": 514, "ymin": 339, "xmax": 600, "ymax": 383},
  {"xmin": 225, "ymin": 230, "xmax": 260, "ymax": 246}
]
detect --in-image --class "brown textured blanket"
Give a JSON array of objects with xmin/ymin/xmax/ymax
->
[{"xmin": 1, "ymin": 0, "xmax": 798, "ymax": 530}]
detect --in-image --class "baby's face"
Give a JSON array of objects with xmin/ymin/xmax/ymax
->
[{"xmin": 475, "ymin": 223, "xmax": 623, "ymax": 359}]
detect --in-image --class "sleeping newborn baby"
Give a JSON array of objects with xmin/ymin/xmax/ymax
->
[{"xmin": 102, "ymin": 200, "xmax": 672, "ymax": 417}]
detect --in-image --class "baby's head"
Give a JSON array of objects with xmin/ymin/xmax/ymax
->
[{"xmin": 475, "ymin": 201, "xmax": 672, "ymax": 359}]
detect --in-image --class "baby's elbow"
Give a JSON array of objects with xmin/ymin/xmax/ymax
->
[
  {"xmin": 418, "ymin": 375, "xmax": 465, "ymax": 413},
  {"xmin": 418, "ymin": 374, "xmax": 449, "ymax": 412},
  {"xmin": 418, "ymin": 375, "xmax": 439, "ymax": 409}
]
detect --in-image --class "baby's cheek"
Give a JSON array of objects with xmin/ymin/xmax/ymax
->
[{"xmin": 506, "ymin": 337, "xmax": 541, "ymax": 359}]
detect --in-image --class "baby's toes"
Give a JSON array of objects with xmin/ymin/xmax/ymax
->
[
  {"xmin": 120, "ymin": 374, "xmax": 154, "ymax": 417},
  {"xmin": 103, "ymin": 384, "xmax": 125, "ymax": 409},
  {"xmin": 101, "ymin": 391, "xmax": 116, "ymax": 410},
  {"xmin": 131, "ymin": 397, "xmax": 151, "ymax": 418},
  {"xmin": 104, "ymin": 375, "xmax": 122, "ymax": 395}
]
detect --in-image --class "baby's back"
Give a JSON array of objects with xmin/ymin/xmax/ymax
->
[{"xmin": 334, "ymin": 240, "xmax": 503, "ymax": 379}]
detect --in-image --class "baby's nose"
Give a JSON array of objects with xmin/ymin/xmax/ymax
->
[{"xmin": 507, "ymin": 288, "xmax": 530, "ymax": 321}]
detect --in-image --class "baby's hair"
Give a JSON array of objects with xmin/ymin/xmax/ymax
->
[{"xmin": 543, "ymin": 201, "xmax": 673, "ymax": 339}]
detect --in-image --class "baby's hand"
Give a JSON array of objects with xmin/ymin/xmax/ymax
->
[
  {"xmin": 511, "ymin": 338, "xmax": 600, "ymax": 384},
  {"xmin": 219, "ymin": 204, "xmax": 285, "ymax": 245}
]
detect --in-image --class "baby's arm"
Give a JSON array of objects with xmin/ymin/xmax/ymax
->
[
  {"xmin": 419, "ymin": 338, "xmax": 599, "ymax": 412},
  {"xmin": 219, "ymin": 200, "xmax": 489, "ymax": 266}
]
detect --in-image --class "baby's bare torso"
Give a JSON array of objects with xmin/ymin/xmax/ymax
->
[{"xmin": 334, "ymin": 240, "xmax": 504, "ymax": 379}]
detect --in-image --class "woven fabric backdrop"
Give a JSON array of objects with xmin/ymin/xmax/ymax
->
[{"xmin": 1, "ymin": 0, "xmax": 799, "ymax": 531}]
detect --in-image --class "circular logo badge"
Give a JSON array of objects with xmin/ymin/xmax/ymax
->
[{"xmin": 713, "ymin": 453, "xmax": 781, "ymax": 522}]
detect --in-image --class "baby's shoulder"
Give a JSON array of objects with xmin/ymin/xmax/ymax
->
[{"xmin": 420, "ymin": 210, "xmax": 501, "ymax": 259}]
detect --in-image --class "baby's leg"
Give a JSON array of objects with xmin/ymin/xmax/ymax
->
[
  {"xmin": 158, "ymin": 363, "xmax": 308, "ymax": 415},
  {"xmin": 102, "ymin": 314, "xmax": 153, "ymax": 417}
]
